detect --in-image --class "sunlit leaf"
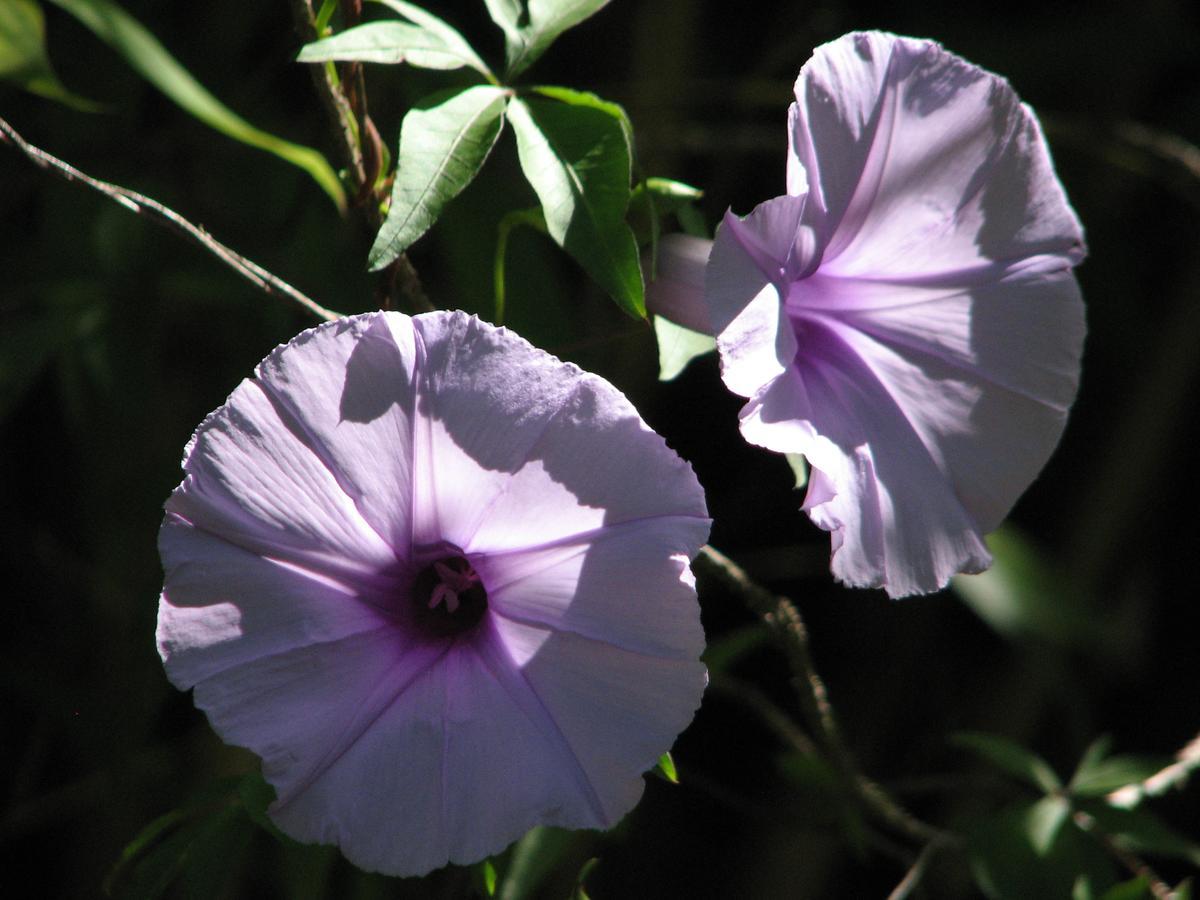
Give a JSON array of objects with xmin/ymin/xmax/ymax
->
[
  {"xmin": 785, "ymin": 453, "xmax": 809, "ymax": 490},
  {"xmin": 45, "ymin": 0, "xmax": 345, "ymax": 210},
  {"xmin": 1071, "ymin": 753, "xmax": 1167, "ymax": 797},
  {"xmin": 1026, "ymin": 795, "xmax": 1071, "ymax": 856},
  {"xmin": 629, "ymin": 176, "xmax": 704, "ymax": 248},
  {"xmin": 652, "ymin": 751, "xmax": 678, "ymax": 784},
  {"xmin": 508, "ymin": 96, "xmax": 643, "ymax": 317},
  {"xmin": 480, "ymin": 858, "xmax": 498, "ymax": 896},
  {"xmin": 367, "ymin": 85, "xmax": 507, "ymax": 269},
  {"xmin": 0, "ymin": 0, "xmax": 101, "ymax": 110},
  {"xmin": 952, "ymin": 731, "xmax": 1062, "ymax": 793},
  {"xmin": 298, "ymin": 22, "xmax": 471, "ymax": 70},
  {"xmin": 654, "ymin": 316, "xmax": 715, "ymax": 381},
  {"xmin": 484, "ymin": 0, "xmax": 612, "ymax": 80},
  {"xmin": 368, "ymin": 0, "xmax": 494, "ymax": 79}
]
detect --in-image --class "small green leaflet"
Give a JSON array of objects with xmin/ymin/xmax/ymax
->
[
  {"xmin": 0, "ymin": 0, "xmax": 101, "ymax": 110},
  {"xmin": 368, "ymin": 85, "xmax": 508, "ymax": 270},
  {"xmin": 653, "ymin": 751, "xmax": 679, "ymax": 784},
  {"xmin": 367, "ymin": 0, "xmax": 494, "ymax": 79},
  {"xmin": 45, "ymin": 0, "xmax": 345, "ymax": 210},
  {"xmin": 654, "ymin": 316, "xmax": 715, "ymax": 381},
  {"xmin": 298, "ymin": 22, "xmax": 475, "ymax": 71},
  {"xmin": 508, "ymin": 96, "xmax": 644, "ymax": 318},
  {"xmin": 484, "ymin": 0, "xmax": 612, "ymax": 80},
  {"xmin": 952, "ymin": 731, "xmax": 1063, "ymax": 794}
]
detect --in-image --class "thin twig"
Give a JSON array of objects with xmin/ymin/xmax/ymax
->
[
  {"xmin": 886, "ymin": 839, "xmax": 942, "ymax": 900},
  {"xmin": 1, "ymin": 116, "xmax": 341, "ymax": 323},
  {"xmin": 1073, "ymin": 810, "xmax": 1175, "ymax": 900},
  {"xmin": 694, "ymin": 545, "xmax": 949, "ymax": 848},
  {"xmin": 286, "ymin": 0, "xmax": 432, "ymax": 314}
]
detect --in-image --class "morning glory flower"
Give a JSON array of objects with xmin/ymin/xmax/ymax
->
[
  {"xmin": 157, "ymin": 310, "xmax": 709, "ymax": 876},
  {"xmin": 648, "ymin": 31, "xmax": 1085, "ymax": 597}
]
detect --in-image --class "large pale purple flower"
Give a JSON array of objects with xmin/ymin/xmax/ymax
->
[
  {"xmin": 649, "ymin": 31, "xmax": 1085, "ymax": 597},
  {"xmin": 156, "ymin": 311, "xmax": 709, "ymax": 876}
]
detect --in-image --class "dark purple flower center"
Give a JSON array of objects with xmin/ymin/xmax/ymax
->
[{"xmin": 410, "ymin": 555, "xmax": 488, "ymax": 638}]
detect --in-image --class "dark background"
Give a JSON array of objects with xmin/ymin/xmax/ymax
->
[{"xmin": 3, "ymin": 1, "xmax": 1199, "ymax": 896}]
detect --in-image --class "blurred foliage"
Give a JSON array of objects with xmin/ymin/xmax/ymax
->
[{"xmin": 3, "ymin": 0, "xmax": 1200, "ymax": 897}]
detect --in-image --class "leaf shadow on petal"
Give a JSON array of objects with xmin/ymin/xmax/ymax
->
[{"xmin": 339, "ymin": 316, "xmax": 413, "ymax": 425}]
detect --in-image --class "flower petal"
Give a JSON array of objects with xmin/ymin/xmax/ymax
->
[
  {"xmin": 167, "ymin": 363, "xmax": 398, "ymax": 581},
  {"xmin": 644, "ymin": 233, "xmax": 714, "ymax": 334},
  {"xmin": 489, "ymin": 615, "xmax": 707, "ymax": 826},
  {"xmin": 476, "ymin": 515, "xmax": 710, "ymax": 659},
  {"xmin": 790, "ymin": 31, "xmax": 1083, "ymax": 274},
  {"xmin": 707, "ymin": 199, "xmax": 806, "ymax": 398},
  {"xmin": 252, "ymin": 313, "xmax": 419, "ymax": 557},
  {"xmin": 410, "ymin": 312, "xmax": 708, "ymax": 554},
  {"xmin": 192, "ymin": 627, "xmax": 454, "ymax": 875},
  {"xmin": 157, "ymin": 514, "xmax": 389, "ymax": 689},
  {"xmin": 830, "ymin": 271, "xmax": 1085, "ymax": 532},
  {"xmin": 740, "ymin": 316, "xmax": 994, "ymax": 596}
]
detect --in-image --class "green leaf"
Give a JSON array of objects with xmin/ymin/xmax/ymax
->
[
  {"xmin": 45, "ymin": 0, "xmax": 345, "ymax": 211},
  {"xmin": 967, "ymin": 804, "xmax": 1118, "ymax": 900},
  {"xmin": 653, "ymin": 751, "xmax": 679, "ymax": 784},
  {"xmin": 497, "ymin": 826, "xmax": 578, "ymax": 900},
  {"xmin": 366, "ymin": 0, "xmax": 494, "ymax": 78},
  {"xmin": 368, "ymin": 85, "xmax": 507, "ymax": 270},
  {"xmin": 701, "ymin": 623, "xmax": 769, "ymax": 672},
  {"xmin": 654, "ymin": 316, "xmax": 715, "ymax": 381},
  {"xmin": 952, "ymin": 731, "xmax": 1062, "ymax": 793},
  {"xmin": 236, "ymin": 772, "xmax": 299, "ymax": 847},
  {"xmin": 1097, "ymin": 876, "xmax": 1153, "ymax": 900},
  {"xmin": 0, "ymin": 0, "xmax": 101, "ymax": 110},
  {"xmin": 574, "ymin": 857, "xmax": 599, "ymax": 900},
  {"xmin": 785, "ymin": 453, "xmax": 809, "ymax": 490},
  {"xmin": 1081, "ymin": 802, "xmax": 1200, "ymax": 866},
  {"xmin": 952, "ymin": 525, "xmax": 1104, "ymax": 647},
  {"xmin": 629, "ymin": 176, "xmax": 704, "ymax": 247},
  {"xmin": 1026, "ymin": 795, "xmax": 1072, "ymax": 856},
  {"xmin": 480, "ymin": 858, "xmax": 498, "ymax": 896},
  {"xmin": 298, "ymin": 22, "xmax": 472, "ymax": 71},
  {"xmin": 508, "ymin": 96, "xmax": 643, "ymax": 317},
  {"xmin": 1071, "ymin": 754, "xmax": 1167, "ymax": 797},
  {"xmin": 486, "ymin": 0, "xmax": 613, "ymax": 80}
]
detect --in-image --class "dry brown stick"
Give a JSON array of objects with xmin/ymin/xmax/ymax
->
[
  {"xmin": 694, "ymin": 545, "xmax": 949, "ymax": 848},
  {"xmin": 1, "ymin": 116, "xmax": 340, "ymax": 323}
]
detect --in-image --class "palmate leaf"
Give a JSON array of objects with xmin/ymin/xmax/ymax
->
[
  {"xmin": 368, "ymin": 85, "xmax": 508, "ymax": 270},
  {"xmin": 508, "ymin": 95, "xmax": 644, "ymax": 317},
  {"xmin": 45, "ymin": 0, "xmax": 345, "ymax": 210},
  {"xmin": 483, "ymin": 0, "xmax": 612, "ymax": 80},
  {"xmin": 298, "ymin": 22, "xmax": 475, "ymax": 71},
  {"xmin": 368, "ymin": 0, "xmax": 494, "ymax": 79},
  {"xmin": 0, "ymin": 0, "xmax": 101, "ymax": 110}
]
